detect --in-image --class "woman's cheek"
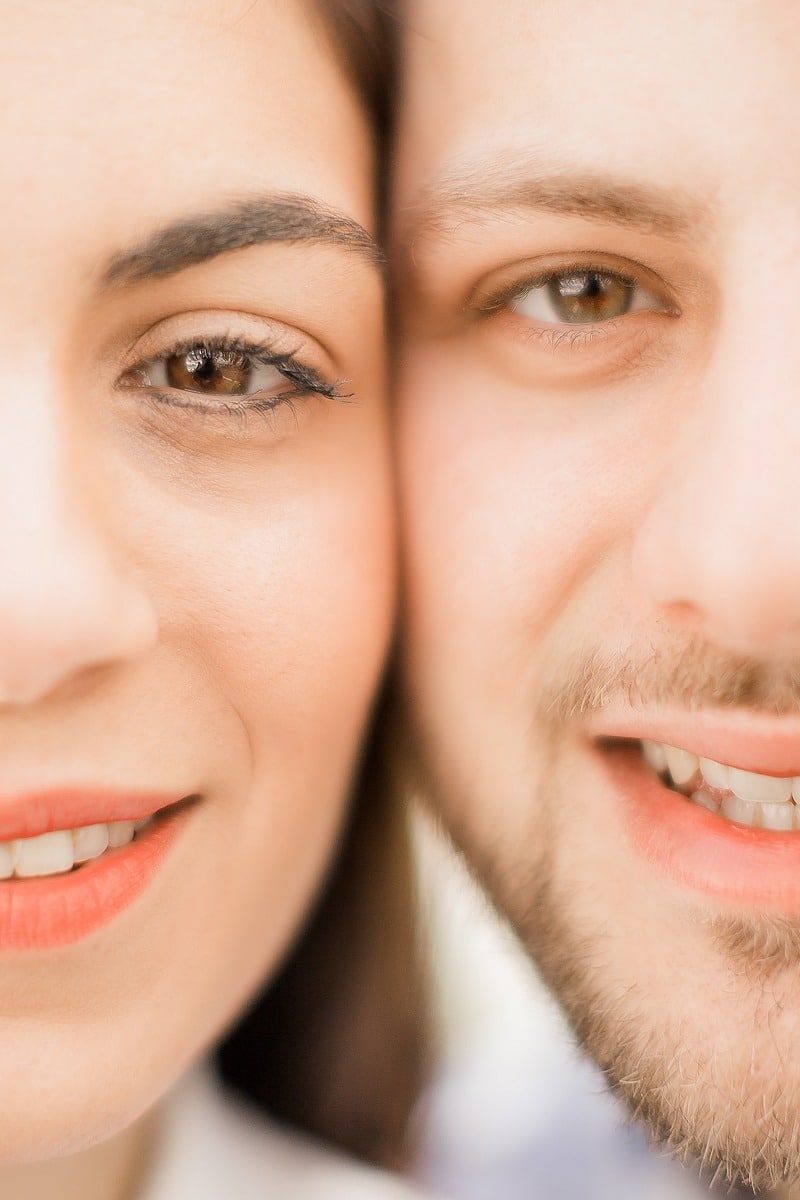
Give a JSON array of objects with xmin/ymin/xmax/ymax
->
[{"xmin": 150, "ymin": 461, "xmax": 393, "ymax": 749}]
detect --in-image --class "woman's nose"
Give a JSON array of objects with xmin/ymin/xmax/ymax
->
[{"xmin": 0, "ymin": 379, "xmax": 157, "ymax": 706}]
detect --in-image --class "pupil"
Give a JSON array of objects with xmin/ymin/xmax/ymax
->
[
  {"xmin": 548, "ymin": 272, "xmax": 632, "ymax": 323},
  {"xmin": 561, "ymin": 274, "xmax": 601, "ymax": 299},
  {"xmin": 188, "ymin": 349, "xmax": 216, "ymax": 384},
  {"xmin": 167, "ymin": 347, "xmax": 252, "ymax": 394}
]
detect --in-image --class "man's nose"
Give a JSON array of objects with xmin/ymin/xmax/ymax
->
[
  {"xmin": 0, "ymin": 379, "xmax": 158, "ymax": 705},
  {"xmin": 632, "ymin": 299, "xmax": 800, "ymax": 659}
]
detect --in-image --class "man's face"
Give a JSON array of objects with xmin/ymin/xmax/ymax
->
[{"xmin": 394, "ymin": 0, "xmax": 800, "ymax": 1190}]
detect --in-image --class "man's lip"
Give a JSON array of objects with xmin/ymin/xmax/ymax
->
[
  {"xmin": 586, "ymin": 708, "xmax": 800, "ymax": 776},
  {"xmin": 0, "ymin": 789, "xmax": 184, "ymax": 842},
  {"xmin": 598, "ymin": 741, "xmax": 800, "ymax": 911}
]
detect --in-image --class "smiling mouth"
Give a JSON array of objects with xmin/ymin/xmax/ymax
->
[
  {"xmin": 0, "ymin": 792, "xmax": 197, "ymax": 883},
  {"xmin": 0, "ymin": 817, "xmax": 154, "ymax": 880},
  {"xmin": 0, "ymin": 791, "xmax": 196, "ymax": 949},
  {"xmin": 640, "ymin": 740, "xmax": 800, "ymax": 831}
]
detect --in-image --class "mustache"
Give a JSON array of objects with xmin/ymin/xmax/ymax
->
[{"xmin": 541, "ymin": 637, "xmax": 800, "ymax": 723}]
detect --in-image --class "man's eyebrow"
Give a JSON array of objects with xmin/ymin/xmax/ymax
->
[
  {"xmin": 101, "ymin": 194, "xmax": 383, "ymax": 287},
  {"xmin": 403, "ymin": 158, "xmax": 711, "ymax": 250}
]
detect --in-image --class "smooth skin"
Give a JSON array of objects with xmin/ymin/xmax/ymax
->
[
  {"xmin": 394, "ymin": 1, "xmax": 800, "ymax": 1193},
  {"xmin": 0, "ymin": 2, "xmax": 393, "ymax": 1198}
]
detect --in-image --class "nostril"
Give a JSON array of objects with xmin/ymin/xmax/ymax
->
[{"xmin": 633, "ymin": 516, "xmax": 800, "ymax": 657}]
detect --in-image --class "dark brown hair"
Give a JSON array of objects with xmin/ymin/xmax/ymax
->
[
  {"xmin": 216, "ymin": 4, "xmax": 427, "ymax": 1169},
  {"xmin": 311, "ymin": 0, "xmax": 398, "ymax": 227},
  {"xmin": 313, "ymin": 0, "xmax": 397, "ymax": 151}
]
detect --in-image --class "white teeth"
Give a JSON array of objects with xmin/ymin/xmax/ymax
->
[
  {"xmin": 645, "ymin": 740, "xmax": 800, "ymax": 832},
  {"xmin": 14, "ymin": 830, "xmax": 74, "ymax": 878},
  {"xmin": 759, "ymin": 802, "xmax": 797, "ymax": 831},
  {"xmin": 0, "ymin": 817, "xmax": 150, "ymax": 881},
  {"xmin": 642, "ymin": 740, "xmax": 668, "ymax": 774},
  {"xmin": 664, "ymin": 745, "xmax": 699, "ymax": 786},
  {"xmin": 72, "ymin": 823, "xmax": 109, "ymax": 864},
  {"xmin": 690, "ymin": 788, "xmax": 721, "ymax": 814},
  {"xmin": 720, "ymin": 794, "xmax": 761, "ymax": 827},
  {"xmin": 699, "ymin": 757, "xmax": 730, "ymax": 791},
  {"xmin": 728, "ymin": 767, "xmax": 793, "ymax": 805},
  {"xmin": 0, "ymin": 843, "xmax": 14, "ymax": 880},
  {"xmin": 107, "ymin": 821, "xmax": 135, "ymax": 849}
]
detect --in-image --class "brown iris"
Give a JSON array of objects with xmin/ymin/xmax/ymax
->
[
  {"xmin": 546, "ymin": 272, "xmax": 633, "ymax": 323},
  {"xmin": 166, "ymin": 346, "xmax": 253, "ymax": 395}
]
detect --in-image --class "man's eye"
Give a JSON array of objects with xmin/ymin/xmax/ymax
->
[
  {"xmin": 511, "ymin": 270, "xmax": 657, "ymax": 325},
  {"xmin": 137, "ymin": 344, "xmax": 286, "ymax": 396}
]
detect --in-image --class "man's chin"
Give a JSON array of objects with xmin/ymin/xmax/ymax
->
[
  {"xmin": 513, "ymin": 865, "xmax": 800, "ymax": 1194},
  {"xmin": 596, "ymin": 1017, "xmax": 800, "ymax": 1195}
]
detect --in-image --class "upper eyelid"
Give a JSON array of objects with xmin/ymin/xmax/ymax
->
[
  {"xmin": 111, "ymin": 308, "xmax": 340, "ymax": 378},
  {"xmin": 127, "ymin": 332, "xmax": 298, "ymax": 372},
  {"xmin": 135, "ymin": 339, "xmax": 292, "ymax": 373}
]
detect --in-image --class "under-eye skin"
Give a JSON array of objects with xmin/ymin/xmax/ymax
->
[{"xmin": 118, "ymin": 335, "xmax": 346, "ymax": 425}]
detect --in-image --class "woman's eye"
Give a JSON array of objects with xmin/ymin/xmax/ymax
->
[
  {"xmin": 510, "ymin": 270, "xmax": 657, "ymax": 325},
  {"xmin": 118, "ymin": 337, "xmax": 341, "ymax": 422},
  {"xmin": 136, "ymin": 345, "xmax": 287, "ymax": 397}
]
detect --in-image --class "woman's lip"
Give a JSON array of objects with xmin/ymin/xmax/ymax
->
[
  {"xmin": 599, "ymin": 742, "xmax": 800, "ymax": 911},
  {"xmin": 586, "ymin": 708, "xmax": 800, "ymax": 776},
  {"xmin": 0, "ymin": 802, "xmax": 193, "ymax": 951},
  {"xmin": 0, "ymin": 788, "xmax": 183, "ymax": 842}
]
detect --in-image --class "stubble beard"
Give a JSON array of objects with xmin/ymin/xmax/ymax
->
[
  {"xmin": 498, "ymin": 845, "xmax": 800, "ymax": 1195},
  {"xmin": 432, "ymin": 637, "xmax": 800, "ymax": 1196}
]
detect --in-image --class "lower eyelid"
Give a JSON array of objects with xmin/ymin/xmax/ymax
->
[
  {"xmin": 140, "ymin": 389, "xmax": 304, "ymax": 434},
  {"xmin": 515, "ymin": 321, "xmax": 619, "ymax": 350},
  {"xmin": 486, "ymin": 315, "xmax": 675, "ymax": 391},
  {"xmin": 500, "ymin": 293, "xmax": 676, "ymax": 339},
  {"xmin": 498, "ymin": 311, "xmax": 665, "ymax": 363}
]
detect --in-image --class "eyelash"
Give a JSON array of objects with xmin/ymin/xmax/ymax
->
[{"xmin": 123, "ymin": 335, "xmax": 347, "ymax": 423}]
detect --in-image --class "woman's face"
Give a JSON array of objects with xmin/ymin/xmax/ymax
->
[{"xmin": 0, "ymin": 0, "xmax": 392, "ymax": 1159}]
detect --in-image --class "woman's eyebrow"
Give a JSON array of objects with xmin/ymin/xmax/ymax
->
[
  {"xmin": 101, "ymin": 193, "xmax": 383, "ymax": 287},
  {"xmin": 400, "ymin": 155, "xmax": 711, "ymax": 252}
]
